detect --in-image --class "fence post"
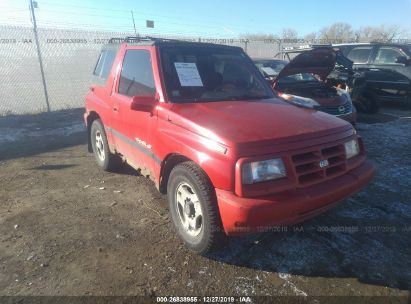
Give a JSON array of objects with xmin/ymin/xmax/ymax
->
[
  {"xmin": 29, "ymin": 0, "xmax": 50, "ymax": 112},
  {"xmin": 277, "ymin": 40, "xmax": 282, "ymax": 59},
  {"xmin": 244, "ymin": 39, "xmax": 248, "ymax": 54}
]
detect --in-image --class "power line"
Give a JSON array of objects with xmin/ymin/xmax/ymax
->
[
  {"xmin": 0, "ymin": 9, "xmax": 28, "ymax": 13},
  {"xmin": 34, "ymin": 8, "xmax": 249, "ymax": 35},
  {"xmin": 0, "ymin": 16, "xmax": 240, "ymax": 38},
  {"xmin": 0, "ymin": 3, "xmax": 253, "ymax": 38},
  {"xmin": 1, "ymin": 2, "xmax": 256, "ymax": 36},
  {"xmin": 35, "ymin": 2, "xmax": 254, "ymax": 33},
  {"xmin": 39, "ymin": 1, "xmax": 132, "ymax": 14}
]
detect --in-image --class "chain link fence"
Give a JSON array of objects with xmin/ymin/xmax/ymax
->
[{"xmin": 0, "ymin": 25, "xmax": 343, "ymax": 115}]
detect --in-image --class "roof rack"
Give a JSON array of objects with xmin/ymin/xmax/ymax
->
[
  {"xmin": 282, "ymin": 43, "xmax": 332, "ymax": 52},
  {"xmin": 108, "ymin": 36, "xmax": 181, "ymax": 44}
]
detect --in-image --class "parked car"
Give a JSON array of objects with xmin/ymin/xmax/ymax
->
[
  {"xmin": 85, "ymin": 36, "xmax": 375, "ymax": 254},
  {"xmin": 254, "ymin": 48, "xmax": 357, "ymax": 124},
  {"xmin": 253, "ymin": 58, "xmax": 288, "ymax": 82},
  {"xmin": 334, "ymin": 43, "xmax": 411, "ymax": 112}
]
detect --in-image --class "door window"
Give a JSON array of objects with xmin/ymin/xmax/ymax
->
[
  {"xmin": 347, "ymin": 47, "xmax": 373, "ymax": 64},
  {"xmin": 118, "ymin": 50, "xmax": 156, "ymax": 97}
]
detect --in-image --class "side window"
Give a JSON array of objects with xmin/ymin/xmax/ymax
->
[
  {"xmin": 118, "ymin": 50, "xmax": 155, "ymax": 97},
  {"xmin": 347, "ymin": 47, "xmax": 373, "ymax": 64},
  {"xmin": 93, "ymin": 49, "xmax": 116, "ymax": 81},
  {"xmin": 374, "ymin": 47, "xmax": 404, "ymax": 64}
]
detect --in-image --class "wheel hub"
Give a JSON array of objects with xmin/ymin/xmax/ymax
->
[
  {"xmin": 175, "ymin": 182, "xmax": 203, "ymax": 237},
  {"xmin": 184, "ymin": 200, "xmax": 196, "ymax": 217},
  {"xmin": 95, "ymin": 131, "xmax": 105, "ymax": 161}
]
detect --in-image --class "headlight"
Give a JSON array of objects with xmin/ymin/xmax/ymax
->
[
  {"xmin": 280, "ymin": 93, "xmax": 320, "ymax": 109},
  {"xmin": 242, "ymin": 158, "xmax": 287, "ymax": 184},
  {"xmin": 345, "ymin": 139, "xmax": 360, "ymax": 159}
]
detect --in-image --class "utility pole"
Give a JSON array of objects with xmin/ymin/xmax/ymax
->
[
  {"xmin": 29, "ymin": 0, "xmax": 50, "ymax": 112},
  {"xmin": 131, "ymin": 10, "xmax": 137, "ymax": 36}
]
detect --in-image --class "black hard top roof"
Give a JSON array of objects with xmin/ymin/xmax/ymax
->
[{"xmin": 104, "ymin": 36, "xmax": 243, "ymax": 51}]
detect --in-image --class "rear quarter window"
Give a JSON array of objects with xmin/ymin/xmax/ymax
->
[
  {"xmin": 93, "ymin": 49, "xmax": 117, "ymax": 82},
  {"xmin": 374, "ymin": 47, "xmax": 406, "ymax": 64}
]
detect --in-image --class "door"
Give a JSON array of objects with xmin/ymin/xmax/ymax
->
[
  {"xmin": 345, "ymin": 45, "xmax": 380, "ymax": 89},
  {"xmin": 367, "ymin": 46, "xmax": 411, "ymax": 99},
  {"xmin": 110, "ymin": 48, "xmax": 158, "ymax": 174}
]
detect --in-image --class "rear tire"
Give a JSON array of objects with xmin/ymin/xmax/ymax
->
[
  {"xmin": 167, "ymin": 161, "xmax": 226, "ymax": 255},
  {"xmin": 90, "ymin": 119, "xmax": 119, "ymax": 171}
]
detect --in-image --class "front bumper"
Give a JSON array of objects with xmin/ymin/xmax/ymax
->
[{"xmin": 216, "ymin": 160, "xmax": 375, "ymax": 236}]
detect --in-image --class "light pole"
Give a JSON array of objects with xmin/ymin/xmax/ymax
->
[
  {"xmin": 131, "ymin": 10, "xmax": 137, "ymax": 36},
  {"xmin": 29, "ymin": 0, "xmax": 50, "ymax": 112}
]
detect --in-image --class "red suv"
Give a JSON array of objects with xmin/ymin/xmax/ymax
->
[{"xmin": 84, "ymin": 37, "xmax": 375, "ymax": 254}]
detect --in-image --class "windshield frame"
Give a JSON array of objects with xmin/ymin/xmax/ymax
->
[{"xmin": 158, "ymin": 44, "xmax": 276, "ymax": 103}]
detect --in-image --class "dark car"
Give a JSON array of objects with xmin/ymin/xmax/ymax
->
[
  {"xmin": 334, "ymin": 43, "xmax": 411, "ymax": 112},
  {"xmin": 253, "ymin": 58, "xmax": 288, "ymax": 82},
  {"xmin": 254, "ymin": 48, "xmax": 357, "ymax": 124}
]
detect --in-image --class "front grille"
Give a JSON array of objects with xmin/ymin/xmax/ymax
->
[
  {"xmin": 316, "ymin": 101, "xmax": 352, "ymax": 116},
  {"xmin": 291, "ymin": 143, "xmax": 347, "ymax": 186}
]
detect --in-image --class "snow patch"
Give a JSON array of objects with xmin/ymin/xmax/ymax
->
[{"xmin": 278, "ymin": 273, "xmax": 308, "ymax": 297}]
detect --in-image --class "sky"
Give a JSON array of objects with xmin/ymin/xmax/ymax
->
[{"xmin": 0, "ymin": 0, "xmax": 410, "ymax": 38}]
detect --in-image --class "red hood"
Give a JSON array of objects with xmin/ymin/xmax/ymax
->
[
  {"xmin": 275, "ymin": 48, "xmax": 336, "ymax": 81},
  {"xmin": 165, "ymin": 98, "xmax": 351, "ymax": 147}
]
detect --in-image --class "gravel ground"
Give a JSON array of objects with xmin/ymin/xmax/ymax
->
[{"xmin": 0, "ymin": 105, "xmax": 410, "ymax": 301}]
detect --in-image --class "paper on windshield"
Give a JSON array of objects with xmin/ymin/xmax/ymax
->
[{"xmin": 174, "ymin": 62, "xmax": 203, "ymax": 87}]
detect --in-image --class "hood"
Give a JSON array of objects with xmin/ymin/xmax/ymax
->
[
  {"xmin": 166, "ymin": 98, "xmax": 351, "ymax": 147},
  {"xmin": 275, "ymin": 47, "xmax": 336, "ymax": 81}
]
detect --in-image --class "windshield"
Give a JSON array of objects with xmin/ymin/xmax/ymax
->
[
  {"xmin": 160, "ymin": 45, "xmax": 275, "ymax": 103},
  {"xmin": 255, "ymin": 60, "xmax": 287, "ymax": 76}
]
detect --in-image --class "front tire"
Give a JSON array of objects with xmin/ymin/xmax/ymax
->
[
  {"xmin": 167, "ymin": 161, "xmax": 225, "ymax": 255},
  {"xmin": 90, "ymin": 119, "xmax": 118, "ymax": 171},
  {"xmin": 355, "ymin": 92, "xmax": 379, "ymax": 114}
]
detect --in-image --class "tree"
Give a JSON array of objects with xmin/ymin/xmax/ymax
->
[
  {"xmin": 304, "ymin": 32, "xmax": 317, "ymax": 42},
  {"xmin": 239, "ymin": 23, "xmax": 409, "ymax": 43},
  {"xmin": 356, "ymin": 25, "xmax": 409, "ymax": 42},
  {"xmin": 281, "ymin": 28, "xmax": 298, "ymax": 41},
  {"xmin": 239, "ymin": 33, "xmax": 278, "ymax": 41},
  {"xmin": 318, "ymin": 22, "xmax": 355, "ymax": 43}
]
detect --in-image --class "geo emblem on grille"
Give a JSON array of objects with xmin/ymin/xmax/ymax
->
[{"xmin": 319, "ymin": 159, "xmax": 329, "ymax": 168}]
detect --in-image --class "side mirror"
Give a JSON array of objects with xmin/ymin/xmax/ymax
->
[
  {"xmin": 395, "ymin": 56, "xmax": 409, "ymax": 65},
  {"xmin": 130, "ymin": 95, "xmax": 156, "ymax": 112}
]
